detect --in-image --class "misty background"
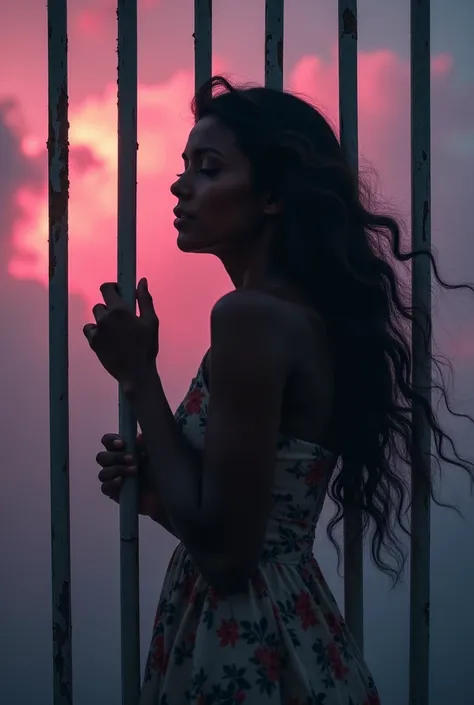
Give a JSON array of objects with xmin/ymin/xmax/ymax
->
[{"xmin": 1, "ymin": 1, "xmax": 474, "ymax": 703}]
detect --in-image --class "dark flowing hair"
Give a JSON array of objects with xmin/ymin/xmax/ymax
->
[{"xmin": 192, "ymin": 75, "xmax": 474, "ymax": 582}]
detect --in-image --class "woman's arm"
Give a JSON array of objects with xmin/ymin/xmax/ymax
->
[
  {"xmin": 126, "ymin": 290, "xmax": 289, "ymax": 593},
  {"xmin": 139, "ymin": 486, "xmax": 181, "ymax": 539}
]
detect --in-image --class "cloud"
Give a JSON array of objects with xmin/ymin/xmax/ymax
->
[
  {"xmin": 75, "ymin": 0, "xmax": 162, "ymax": 39},
  {"xmin": 0, "ymin": 95, "xmax": 177, "ymax": 705},
  {"xmin": 8, "ymin": 68, "xmax": 229, "ymax": 405},
  {"xmin": 288, "ymin": 48, "xmax": 474, "ymax": 355},
  {"xmin": 0, "ymin": 99, "xmax": 42, "ymax": 265},
  {"xmin": 9, "ymin": 47, "xmax": 474, "ymax": 369},
  {"xmin": 70, "ymin": 145, "xmax": 106, "ymax": 174},
  {"xmin": 1, "ymin": 44, "xmax": 474, "ymax": 705}
]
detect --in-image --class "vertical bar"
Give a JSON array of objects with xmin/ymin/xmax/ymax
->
[
  {"xmin": 338, "ymin": 0, "xmax": 364, "ymax": 653},
  {"xmin": 117, "ymin": 1, "xmax": 140, "ymax": 703},
  {"xmin": 265, "ymin": 0, "xmax": 284, "ymax": 90},
  {"xmin": 409, "ymin": 0, "xmax": 431, "ymax": 703},
  {"xmin": 48, "ymin": 1, "xmax": 73, "ymax": 704},
  {"xmin": 194, "ymin": 0, "xmax": 212, "ymax": 94}
]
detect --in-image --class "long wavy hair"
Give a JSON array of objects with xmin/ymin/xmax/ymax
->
[{"xmin": 192, "ymin": 75, "xmax": 474, "ymax": 582}]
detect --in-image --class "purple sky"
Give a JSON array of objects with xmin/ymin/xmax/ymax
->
[{"xmin": 1, "ymin": 1, "xmax": 474, "ymax": 704}]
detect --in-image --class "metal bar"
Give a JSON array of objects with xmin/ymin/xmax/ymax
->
[
  {"xmin": 117, "ymin": 1, "xmax": 140, "ymax": 703},
  {"xmin": 265, "ymin": 0, "xmax": 284, "ymax": 90},
  {"xmin": 338, "ymin": 0, "xmax": 364, "ymax": 653},
  {"xmin": 409, "ymin": 0, "xmax": 431, "ymax": 703},
  {"xmin": 194, "ymin": 0, "xmax": 212, "ymax": 94},
  {"xmin": 47, "ymin": 1, "xmax": 73, "ymax": 703}
]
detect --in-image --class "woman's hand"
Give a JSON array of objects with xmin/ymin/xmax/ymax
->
[
  {"xmin": 83, "ymin": 278, "xmax": 159, "ymax": 388},
  {"xmin": 96, "ymin": 432, "xmax": 143, "ymax": 502},
  {"xmin": 96, "ymin": 432, "xmax": 164, "ymax": 520}
]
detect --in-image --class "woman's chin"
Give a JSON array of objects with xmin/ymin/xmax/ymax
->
[
  {"xmin": 177, "ymin": 232, "xmax": 198, "ymax": 252},
  {"xmin": 176, "ymin": 232, "xmax": 214, "ymax": 254}
]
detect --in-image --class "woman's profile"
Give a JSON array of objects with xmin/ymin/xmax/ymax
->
[{"xmin": 84, "ymin": 76, "xmax": 474, "ymax": 704}]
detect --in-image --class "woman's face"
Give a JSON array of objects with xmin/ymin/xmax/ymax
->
[{"xmin": 170, "ymin": 116, "xmax": 267, "ymax": 255}]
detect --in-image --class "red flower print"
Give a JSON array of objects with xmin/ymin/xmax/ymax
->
[
  {"xmin": 305, "ymin": 459, "xmax": 327, "ymax": 487},
  {"xmin": 326, "ymin": 642, "xmax": 349, "ymax": 680},
  {"xmin": 295, "ymin": 590, "xmax": 318, "ymax": 630},
  {"xmin": 235, "ymin": 691, "xmax": 246, "ymax": 703},
  {"xmin": 363, "ymin": 693, "xmax": 381, "ymax": 705},
  {"xmin": 152, "ymin": 601, "xmax": 165, "ymax": 632},
  {"xmin": 150, "ymin": 633, "xmax": 168, "ymax": 675},
  {"xmin": 185, "ymin": 387, "xmax": 205, "ymax": 415},
  {"xmin": 216, "ymin": 618, "xmax": 239, "ymax": 647},
  {"xmin": 325, "ymin": 611, "xmax": 343, "ymax": 637},
  {"xmin": 254, "ymin": 646, "xmax": 280, "ymax": 681},
  {"xmin": 272, "ymin": 603, "xmax": 280, "ymax": 620}
]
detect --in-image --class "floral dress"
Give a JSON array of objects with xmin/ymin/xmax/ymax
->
[{"xmin": 139, "ymin": 357, "xmax": 380, "ymax": 705}]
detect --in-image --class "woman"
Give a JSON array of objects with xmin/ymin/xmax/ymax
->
[{"xmin": 84, "ymin": 76, "xmax": 473, "ymax": 704}]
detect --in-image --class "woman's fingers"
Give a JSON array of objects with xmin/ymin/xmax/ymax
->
[
  {"xmin": 101, "ymin": 433, "xmax": 126, "ymax": 451},
  {"xmin": 96, "ymin": 450, "xmax": 135, "ymax": 467},
  {"xmin": 97, "ymin": 433, "xmax": 142, "ymax": 504},
  {"xmin": 98, "ymin": 464, "xmax": 137, "ymax": 482},
  {"xmin": 101, "ymin": 478, "xmax": 122, "ymax": 499}
]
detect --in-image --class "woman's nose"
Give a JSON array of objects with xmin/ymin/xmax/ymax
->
[
  {"xmin": 170, "ymin": 178, "xmax": 180, "ymax": 197},
  {"xmin": 170, "ymin": 173, "xmax": 189, "ymax": 198}
]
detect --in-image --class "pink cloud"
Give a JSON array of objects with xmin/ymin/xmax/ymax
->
[
  {"xmin": 76, "ymin": 9, "xmax": 107, "ymax": 39},
  {"xmin": 7, "ymin": 47, "xmax": 474, "ymax": 377},
  {"xmin": 75, "ymin": 0, "xmax": 161, "ymax": 38}
]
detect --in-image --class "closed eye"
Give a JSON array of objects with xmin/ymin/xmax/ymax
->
[
  {"xmin": 176, "ymin": 167, "xmax": 219, "ymax": 177},
  {"xmin": 199, "ymin": 167, "xmax": 219, "ymax": 176}
]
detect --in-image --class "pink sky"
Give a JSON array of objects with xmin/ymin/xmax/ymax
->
[
  {"xmin": 1, "ymin": 2, "xmax": 474, "ymax": 705},
  {"xmin": 4, "ymin": 28, "xmax": 471, "ymax": 395}
]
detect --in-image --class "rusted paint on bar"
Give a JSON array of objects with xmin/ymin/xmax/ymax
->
[
  {"xmin": 265, "ymin": 0, "xmax": 284, "ymax": 90},
  {"xmin": 409, "ymin": 0, "xmax": 431, "ymax": 703},
  {"xmin": 117, "ymin": 1, "xmax": 141, "ymax": 703},
  {"xmin": 338, "ymin": 0, "xmax": 364, "ymax": 653},
  {"xmin": 47, "ymin": 1, "xmax": 73, "ymax": 703},
  {"xmin": 194, "ymin": 0, "xmax": 212, "ymax": 94}
]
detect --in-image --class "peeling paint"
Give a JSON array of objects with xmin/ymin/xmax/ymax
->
[
  {"xmin": 47, "ymin": 82, "xmax": 69, "ymax": 280},
  {"xmin": 52, "ymin": 579, "xmax": 72, "ymax": 703},
  {"xmin": 277, "ymin": 38, "xmax": 283, "ymax": 73},
  {"xmin": 422, "ymin": 199, "xmax": 430, "ymax": 242},
  {"xmin": 341, "ymin": 7, "xmax": 357, "ymax": 39},
  {"xmin": 194, "ymin": 0, "xmax": 212, "ymax": 93},
  {"xmin": 264, "ymin": 1, "xmax": 284, "ymax": 90},
  {"xmin": 48, "ymin": 4, "xmax": 72, "ymax": 704},
  {"xmin": 409, "ymin": 1, "xmax": 432, "ymax": 702},
  {"xmin": 265, "ymin": 31, "xmax": 272, "ymax": 68}
]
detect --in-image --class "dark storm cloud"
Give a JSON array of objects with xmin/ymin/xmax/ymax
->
[{"xmin": 0, "ymin": 99, "xmax": 42, "ymax": 262}]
